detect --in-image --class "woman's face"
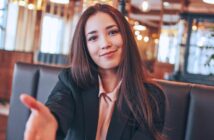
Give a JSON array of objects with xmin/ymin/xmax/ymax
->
[{"xmin": 85, "ymin": 12, "xmax": 123, "ymax": 72}]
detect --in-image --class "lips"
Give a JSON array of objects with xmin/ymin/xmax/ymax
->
[{"xmin": 99, "ymin": 49, "xmax": 118, "ymax": 57}]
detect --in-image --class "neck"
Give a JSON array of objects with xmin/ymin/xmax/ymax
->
[{"xmin": 99, "ymin": 69, "xmax": 119, "ymax": 93}]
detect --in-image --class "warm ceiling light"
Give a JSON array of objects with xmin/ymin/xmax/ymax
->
[
  {"xmin": 135, "ymin": 31, "xmax": 140, "ymax": 36},
  {"xmin": 141, "ymin": 0, "xmax": 150, "ymax": 12},
  {"xmin": 50, "ymin": 0, "xmax": 69, "ymax": 4},
  {"xmin": 203, "ymin": 0, "xmax": 214, "ymax": 4},
  {"xmin": 163, "ymin": 2, "xmax": 170, "ymax": 7},
  {"xmin": 137, "ymin": 35, "xmax": 143, "ymax": 40},
  {"xmin": 155, "ymin": 39, "xmax": 159, "ymax": 44},
  {"xmin": 36, "ymin": 0, "xmax": 45, "ymax": 10},
  {"xmin": 19, "ymin": 0, "xmax": 27, "ymax": 6},
  {"xmin": 27, "ymin": 3, "xmax": 35, "ymax": 10},
  {"xmin": 192, "ymin": 25, "xmax": 197, "ymax": 31},
  {"xmin": 134, "ymin": 21, "xmax": 139, "ymax": 25},
  {"xmin": 144, "ymin": 36, "xmax": 149, "ymax": 42},
  {"xmin": 133, "ymin": 25, "xmax": 147, "ymax": 31}
]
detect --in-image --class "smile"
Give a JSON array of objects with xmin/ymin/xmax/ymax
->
[{"xmin": 99, "ymin": 49, "xmax": 118, "ymax": 57}]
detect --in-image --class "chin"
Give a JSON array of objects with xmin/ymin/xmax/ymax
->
[{"xmin": 99, "ymin": 63, "xmax": 119, "ymax": 70}]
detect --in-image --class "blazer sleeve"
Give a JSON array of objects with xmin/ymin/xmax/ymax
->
[
  {"xmin": 131, "ymin": 83, "xmax": 166, "ymax": 140},
  {"xmin": 45, "ymin": 68, "xmax": 76, "ymax": 139}
]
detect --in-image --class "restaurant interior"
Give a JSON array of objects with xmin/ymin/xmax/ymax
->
[{"xmin": 0, "ymin": 0, "xmax": 214, "ymax": 140}]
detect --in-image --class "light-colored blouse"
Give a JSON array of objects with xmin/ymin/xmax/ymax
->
[{"xmin": 95, "ymin": 77, "xmax": 121, "ymax": 140}]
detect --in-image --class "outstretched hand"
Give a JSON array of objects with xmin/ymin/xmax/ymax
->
[{"xmin": 20, "ymin": 94, "xmax": 58, "ymax": 140}]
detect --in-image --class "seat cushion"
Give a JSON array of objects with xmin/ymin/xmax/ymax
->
[
  {"xmin": 157, "ymin": 80, "xmax": 191, "ymax": 140},
  {"xmin": 7, "ymin": 63, "xmax": 39, "ymax": 140},
  {"xmin": 185, "ymin": 84, "xmax": 214, "ymax": 140},
  {"xmin": 36, "ymin": 66, "xmax": 62, "ymax": 104}
]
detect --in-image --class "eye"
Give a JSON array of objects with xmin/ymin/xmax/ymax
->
[
  {"xmin": 108, "ymin": 29, "xmax": 120, "ymax": 36},
  {"xmin": 88, "ymin": 35, "xmax": 98, "ymax": 42}
]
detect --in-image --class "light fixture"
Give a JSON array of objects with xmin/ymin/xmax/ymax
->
[
  {"xmin": 50, "ymin": 0, "xmax": 69, "ymax": 4},
  {"xmin": 27, "ymin": 0, "xmax": 35, "ymax": 10},
  {"xmin": 154, "ymin": 39, "xmax": 159, "ymax": 44},
  {"xmin": 203, "ymin": 0, "xmax": 214, "ymax": 4},
  {"xmin": 36, "ymin": 0, "xmax": 45, "ymax": 10},
  {"xmin": 18, "ymin": 0, "xmax": 27, "ymax": 6},
  {"xmin": 134, "ymin": 21, "xmax": 139, "ymax": 25},
  {"xmin": 27, "ymin": 3, "xmax": 35, "ymax": 10},
  {"xmin": 141, "ymin": 0, "xmax": 150, "ymax": 12},
  {"xmin": 163, "ymin": 2, "xmax": 170, "ymax": 7},
  {"xmin": 135, "ymin": 31, "xmax": 140, "ymax": 36},
  {"xmin": 137, "ymin": 35, "xmax": 143, "ymax": 40},
  {"xmin": 11, "ymin": 0, "xmax": 46, "ymax": 10},
  {"xmin": 192, "ymin": 25, "xmax": 197, "ymax": 31},
  {"xmin": 133, "ymin": 25, "xmax": 147, "ymax": 31},
  {"xmin": 144, "ymin": 36, "xmax": 149, "ymax": 42}
]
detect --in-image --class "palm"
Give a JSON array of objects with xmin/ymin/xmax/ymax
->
[{"xmin": 20, "ymin": 94, "xmax": 58, "ymax": 140}]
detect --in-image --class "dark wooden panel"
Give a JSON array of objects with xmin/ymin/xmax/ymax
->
[
  {"xmin": 0, "ymin": 115, "xmax": 8, "ymax": 140},
  {"xmin": 152, "ymin": 61, "xmax": 174, "ymax": 79},
  {"xmin": 0, "ymin": 50, "xmax": 33, "ymax": 100}
]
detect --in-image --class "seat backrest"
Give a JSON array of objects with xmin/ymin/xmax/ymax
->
[
  {"xmin": 7, "ymin": 62, "xmax": 214, "ymax": 140},
  {"xmin": 185, "ymin": 84, "xmax": 214, "ymax": 140},
  {"xmin": 7, "ymin": 62, "xmax": 62, "ymax": 140},
  {"xmin": 157, "ymin": 80, "xmax": 214, "ymax": 140},
  {"xmin": 157, "ymin": 80, "xmax": 191, "ymax": 140}
]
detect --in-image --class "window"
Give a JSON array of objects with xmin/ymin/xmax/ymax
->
[
  {"xmin": 0, "ymin": 0, "xmax": 7, "ymax": 49},
  {"xmin": 187, "ymin": 18, "xmax": 214, "ymax": 75},
  {"xmin": 158, "ymin": 25, "xmax": 180, "ymax": 64},
  {"xmin": 40, "ymin": 14, "xmax": 64, "ymax": 54}
]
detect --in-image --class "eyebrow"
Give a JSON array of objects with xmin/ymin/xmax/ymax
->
[
  {"xmin": 106, "ymin": 25, "xmax": 117, "ymax": 30},
  {"xmin": 86, "ymin": 25, "xmax": 118, "ymax": 35}
]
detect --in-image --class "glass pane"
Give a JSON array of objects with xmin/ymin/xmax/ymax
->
[
  {"xmin": 0, "ymin": 0, "xmax": 7, "ymax": 49},
  {"xmin": 158, "ymin": 25, "xmax": 180, "ymax": 64},
  {"xmin": 40, "ymin": 14, "xmax": 64, "ymax": 54},
  {"xmin": 187, "ymin": 18, "xmax": 214, "ymax": 75}
]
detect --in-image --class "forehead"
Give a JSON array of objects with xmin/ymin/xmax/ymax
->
[{"xmin": 85, "ymin": 12, "xmax": 118, "ymax": 33}]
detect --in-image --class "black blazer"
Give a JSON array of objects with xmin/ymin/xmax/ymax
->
[{"xmin": 46, "ymin": 68, "xmax": 165, "ymax": 140}]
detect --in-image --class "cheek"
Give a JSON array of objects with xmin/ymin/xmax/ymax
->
[
  {"xmin": 87, "ymin": 42, "xmax": 95, "ymax": 54},
  {"xmin": 117, "ymin": 36, "xmax": 124, "ymax": 58},
  {"xmin": 87, "ymin": 45, "xmax": 98, "ymax": 60},
  {"xmin": 115, "ymin": 35, "xmax": 123, "ymax": 47}
]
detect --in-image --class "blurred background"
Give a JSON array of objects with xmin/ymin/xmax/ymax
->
[{"xmin": 0, "ymin": 0, "xmax": 214, "ymax": 138}]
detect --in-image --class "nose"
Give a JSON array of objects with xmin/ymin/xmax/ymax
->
[{"xmin": 100, "ymin": 35, "xmax": 111, "ymax": 49}]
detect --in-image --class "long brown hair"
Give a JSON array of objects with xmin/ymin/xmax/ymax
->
[{"xmin": 70, "ymin": 4, "xmax": 164, "ymax": 140}]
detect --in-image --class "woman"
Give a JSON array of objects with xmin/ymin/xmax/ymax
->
[{"xmin": 21, "ymin": 3, "xmax": 166, "ymax": 140}]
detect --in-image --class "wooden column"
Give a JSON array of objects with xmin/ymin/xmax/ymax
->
[{"xmin": 0, "ymin": 50, "xmax": 33, "ymax": 101}]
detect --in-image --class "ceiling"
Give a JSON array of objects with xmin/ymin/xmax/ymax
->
[{"xmin": 128, "ymin": 0, "xmax": 214, "ymax": 29}]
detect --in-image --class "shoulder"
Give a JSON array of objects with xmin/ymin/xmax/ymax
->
[
  {"xmin": 57, "ymin": 68, "xmax": 79, "ymax": 90},
  {"xmin": 58, "ymin": 68, "xmax": 71, "ymax": 80},
  {"xmin": 144, "ymin": 82, "xmax": 165, "ymax": 103}
]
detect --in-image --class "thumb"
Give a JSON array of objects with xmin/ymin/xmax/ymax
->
[{"xmin": 20, "ymin": 94, "xmax": 40, "ymax": 111}]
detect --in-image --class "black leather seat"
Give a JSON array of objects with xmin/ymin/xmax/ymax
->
[
  {"xmin": 7, "ymin": 63, "xmax": 61, "ymax": 140},
  {"xmin": 157, "ymin": 80, "xmax": 191, "ymax": 140},
  {"xmin": 185, "ymin": 85, "xmax": 214, "ymax": 140},
  {"xmin": 6, "ymin": 62, "xmax": 214, "ymax": 140}
]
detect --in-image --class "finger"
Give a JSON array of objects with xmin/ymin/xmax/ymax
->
[
  {"xmin": 20, "ymin": 94, "xmax": 49, "ymax": 115},
  {"xmin": 20, "ymin": 94, "xmax": 40, "ymax": 111},
  {"xmin": 24, "ymin": 127, "xmax": 37, "ymax": 140}
]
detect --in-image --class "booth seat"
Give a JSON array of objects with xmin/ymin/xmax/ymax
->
[{"xmin": 7, "ymin": 62, "xmax": 214, "ymax": 140}]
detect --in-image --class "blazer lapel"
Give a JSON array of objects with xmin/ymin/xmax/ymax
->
[
  {"xmin": 82, "ymin": 83, "xmax": 99, "ymax": 140},
  {"xmin": 106, "ymin": 101, "xmax": 130, "ymax": 140}
]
